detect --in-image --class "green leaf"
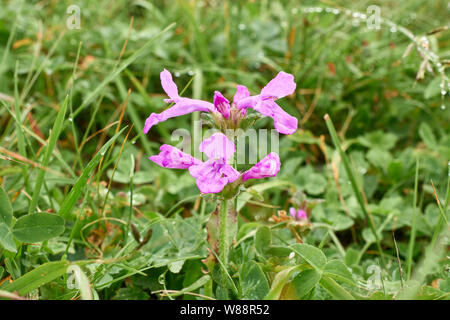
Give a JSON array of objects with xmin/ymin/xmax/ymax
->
[
  {"xmin": 291, "ymin": 269, "xmax": 321, "ymax": 299},
  {"xmin": 255, "ymin": 226, "xmax": 271, "ymax": 255},
  {"xmin": 0, "ymin": 187, "xmax": 13, "ymax": 226},
  {"xmin": 2, "ymin": 260, "xmax": 70, "ymax": 296},
  {"xmin": 240, "ymin": 261, "xmax": 270, "ymax": 300},
  {"xmin": 0, "ymin": 222, "xmax": 16, "ymax": 252},
  {"xmin": 264, "ymin": 266, "xmax": 298, "ymax": 300},
  {"xmin": 168, "ymin": 260, "xmax": 184, "ymax": 273},
  {"xmin": 358, "ymin": 130, "xmax": 398, "ymax": 150},
  {"xmin": 367, "ymin": 148, "xmax": 392, "ymax": 171},
  {"xmin": 319, "ymin": 275, "xmax": 355, "ymax": 300},
  {"xmin": 424, "ymin": 77, "xmax": 442, "ymax": 99},
  {"xmin": 12, "ymin": 213, "xmax": 65, "ymax": 243},
  {"xmin": 419, "ymin": 123, "xmax": 437, "ymax": 150},
  {"xmin": 387, "ymin": 160, "xmax": 403, "ymax": 180},
  {"xmin": 344, "ymin": 248, "xmax": 359, "ymax": 266},
  {"xmin": 291, "ymin": 243, "xmax": 327, "ymax": 270},
  {"xmin": 323, "ymin": 260, "xmax": 355, "ymax": 285},
  {"xmin": 304, "ymin": 172, "xmax": 327, "ymax": 195}
]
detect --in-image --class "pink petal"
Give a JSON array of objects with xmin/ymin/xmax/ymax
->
[
  {"xmin": 296, "ymin": 209, "xmax": 307, "ymax": 220},
  {"xmin": 188, "ymin": 159, "xmax": 238, "ymax": 194},
  {"xmin": 233, "ymin": 85, "xmax": 250, "ymax": 105},
  {"xmin": 254, "ymin": 100, "xmax": 298, "ymax": 135},
  {"xmin": 213, "ymin": 91, "xmax": 231, "ymax": 119},
  {"xmin": 149, "ymin": 144, "xmax": 201, "ymax": 169},
  {"xmin": 219, "ymin": 163, "xmax": 240, "ymax": 183},
  {"xmin": 242, "ymin": 152, "xmax": 281, "ymax": 181},
  {"xmin": 289, "ymin": 207, "xmax": 297, "ymax": 218},
  {"xmin": 199, "ymin": 132, "xmax": 236, "ymax": 160},
  {"xmin": 195, "ymin": 175, "xmax": 228, "ymax": 194},
  {"xmin": 261, "ymin": 71, "xmax": 296, "ymax": 99},
  {"xmin": 143, "ymin": 98, "xmax": 214, "ymax": 134},
  {"xmin": 160, "ymin": 69, "xmax": 180, "ymax": 101}
]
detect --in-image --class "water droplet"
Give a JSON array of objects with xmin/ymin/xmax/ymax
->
[
  {"xmin": 187, "ymin": 70, "xmax": 194, "ymax": 76},
  {"xmin": 174, "ymin": 72, "xmax": 180, "ymax": 77},
  {"xmin": 332, "ymin": 9, "xmax": 340, "ymax": 14},
  {"xmin": 69, "ymin": 117, "xmax": 73, "ymax": 122},
  {"xmin": 238, "ymin": 23, "xmax": 246, "ymax": 30},
  {"xmin": 390, "ymin": 27, "xmax": 397, "ymax": 33},
  {"xmin": 132, "ymin": 141, "xmax": 136, "ymax": 145},
  {"xmin": 441, "ymin": 90, "xmax": 446, "ymax": 96},
  {"xmin": 100, "ymin": 152, "xmax": 106, "ymax": 156},
  {"xmin": 441, "ymin": 105, "xmax": 446, "ymax": 110}
]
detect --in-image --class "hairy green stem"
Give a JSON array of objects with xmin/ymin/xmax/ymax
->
[{"xmin": 219, "ymin": 199, "xmax": 229, "ymax": 289}]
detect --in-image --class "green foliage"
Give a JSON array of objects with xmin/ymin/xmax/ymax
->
[{"xmin": 0, "ymin": 0, "xmax": 448, "ymax": 300}]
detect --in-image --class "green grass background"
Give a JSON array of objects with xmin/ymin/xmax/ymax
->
[{"xmin": 0, "ymin": 0, "xmax": 448, "ymax": 300}]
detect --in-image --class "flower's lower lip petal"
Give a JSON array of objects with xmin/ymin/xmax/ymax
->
[
  {"xmin": 220, "ymin": 164, "xmax": 240, "ymax": 183},
  {"xmin": 195, "ymin": 176, "xmax": 228, "ymax": 194}
]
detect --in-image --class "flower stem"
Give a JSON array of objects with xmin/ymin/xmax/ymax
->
[{"xmin": 219, "ymin": 199, "xmax": 229, "ymax": 287}]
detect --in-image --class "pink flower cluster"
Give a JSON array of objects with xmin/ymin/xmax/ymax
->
[{"xmin": 144, "ymin": 69, "xmax": 297, "ymax": 194}]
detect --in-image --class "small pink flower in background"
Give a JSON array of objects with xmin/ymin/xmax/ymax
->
[
  {"xmin": 143, "ymin": 69, "xmax": 298, "ymax": 135},
  {"xmin": 289, "ymin": 207, "xmax": 308, "ymax": 221},
  {"xmin": 241, "ymin": 153, "xmax": 281, "ymax": 181}
]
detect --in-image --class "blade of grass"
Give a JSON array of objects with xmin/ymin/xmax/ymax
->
[
  {"xmin": 69, "ymin": 23, "xmax": 176, "ymax": 122},
  {"xmin": 0, "ymin": 0, "xmax": 23, "ymax": 88},
  {"xmin": 58, "ymin": 127, "xmax": 127, "ymax": 219},
  {"xmin": 324, "ymin": 114, "xmax": 385, "ymax": 266},
  {"xmin": 28, "ymin": 95, "xmax": 69, "ymax": 214},
  {"xmin": 406, "ymin": 159, "xmax": 420, "ymax": 280}
]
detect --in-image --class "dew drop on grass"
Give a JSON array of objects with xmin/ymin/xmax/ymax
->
[
  {"xmin": 174, "ymin": 72, "xmax": 180, "ymax": 77},
  {"xmin": 187, "ymin": 70, "xmax": 194, "ymax": 76},
  {"xmin": 68, "ymin": 117, "xmax": 73, "ymax": 122},
  {"xmin": 238, "ymin": 24, "xmax": 246, "ymax": 30},
  {"xmin": 390, "ymin": 26, "xmax": 397, "ymax": 33},
  {"xmin": 441, "ymin": 105, "xmax": 446, "ymax": 110}
]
